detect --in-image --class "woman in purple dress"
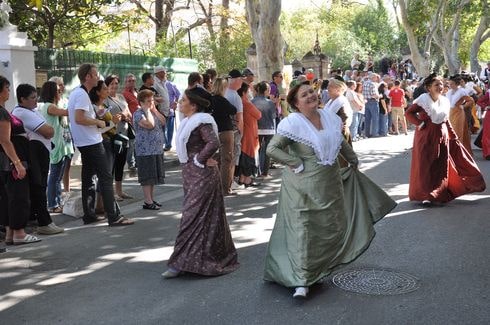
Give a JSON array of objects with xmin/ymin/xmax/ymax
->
[{"xmin": 162, "ymin": 87, "xmax": 239, "ymax": 278}]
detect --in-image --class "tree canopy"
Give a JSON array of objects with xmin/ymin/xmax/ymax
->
[{"xmin": 4, "ymin": 0, "xmax": 490, "ymax": 75}]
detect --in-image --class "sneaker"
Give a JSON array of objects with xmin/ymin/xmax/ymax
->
[
  {"xmin": 293, "ymin": 287, "xmax": 309, "ymax": 298},
  {"xmin": 230, "ymin": 181, "xmax": 242, "ymax": 190},
  {"xmin": 37, "ymin": 223, "xmax": 64, "ymax": 235}
]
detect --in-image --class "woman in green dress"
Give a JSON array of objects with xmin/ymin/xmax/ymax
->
[{"xmin": 265, "ymin": 82, "xmax": 396, "ymax": 298}]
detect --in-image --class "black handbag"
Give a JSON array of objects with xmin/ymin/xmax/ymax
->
[
  {"xmin": 127, "ymin": 122, "xmax": 136, "ymax": 139},
  {"xmin": 113, "ymin": 133, "xmax": 129, "ymax": 154},
  {"xmin": 0, "ymin": 151, "xmax": 11, "ymax": 171},
  {"xmin": 0, "ymin": 151, "xmax": 28, "ymax": 180}
]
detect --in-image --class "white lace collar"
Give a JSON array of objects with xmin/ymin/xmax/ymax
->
[
  {"xmin": 324, "ymin": 96, "xmax": 347, "ymax": 113},
  {"xmin": 176, "ymin": 112, "xmax": 218, "ymax": 163},
  {"xmin": 277, "ymin": 109, "xmax": 343, "ymax": 166},
  {"xmin": 413, "ymin": 93, "xmax": 450, "ymax": 125}
]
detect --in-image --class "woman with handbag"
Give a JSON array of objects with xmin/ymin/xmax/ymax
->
[
  {"xmin": 88, "ymin": 81, "xmax": 123, "ymax": 215},
  {"xmin": 0, "ymin": 75, "xmax": 41, "ymax": 245},
  {"xmin": 104, "ymin": 75, "xmax": 134, "ymax": 200}
]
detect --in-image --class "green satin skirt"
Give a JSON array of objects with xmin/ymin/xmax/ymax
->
[{"xmin": 264, "ymin": 167, "xmax": 396, "ymax": 287}]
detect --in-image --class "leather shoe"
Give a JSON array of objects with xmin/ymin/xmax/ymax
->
[{"xmin": 83, "ymin": 216, "xmax": 106, "ymax": 225}]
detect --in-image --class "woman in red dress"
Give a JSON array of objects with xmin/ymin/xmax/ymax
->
[{"xmin": 405, "ymin": 73, "xmax": 485, "ymax": 205}]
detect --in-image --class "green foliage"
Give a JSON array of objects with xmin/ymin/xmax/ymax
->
[
  {"xmin": 281, "ymin": 1, "xmax": 398, "ymax": 69},
  {"xmin": 457, "ymin": 0, "xmax": 490, "ymax": 67},
  {"xmin": 8, "ymin": 0, "xmax": 142, "ymax": 49},
  {"xmin": 350, "ymin": 0, "xmax": 397, "ymax": 55},
  {"xmin": 152, "ymin": 37, "xmax": 198, "ymax": 59},
  {"xmin": 195, "ymin": 19, "xmax": 252, "ymax": 74},
  {"xmin": 406, "ymin": 0, "xmax": 433, "ymax": 29},
  {"xmin": 322, "ymin": 29, "xmax": 367, "ymax": 70}
]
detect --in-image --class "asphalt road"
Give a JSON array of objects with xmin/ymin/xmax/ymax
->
[{"xmin": 1, "ymin": 132, "xmax": 489, "ymax": 325}]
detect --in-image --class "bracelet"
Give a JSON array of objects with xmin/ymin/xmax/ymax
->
[
  {"xmin": 193, "ymin": 155, "xmax": 205, "ymax": 168},
  {"xmin": 12, "ymin": 159, "xmax": 21, "ymax": 165}
]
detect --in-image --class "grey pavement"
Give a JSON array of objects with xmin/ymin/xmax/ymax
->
[{"xmin": 1, "ymin": 134, "xmax": 489, "ymax": 325}]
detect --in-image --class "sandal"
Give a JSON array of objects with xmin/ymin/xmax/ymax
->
[
  {"xmin": 49, "ymin": 206, "xmax": 63, "ymax": 213},
  {"xmin": 153, "ymin": 200, "xmax": 162, "ymax": 207},
  {"xmin": 143, "ymin": 202, "xmax": 160, "ymax": 210},
  {"xmin": 109, "ymin": 216, "xmax": 134, "ymax": 227},
  {"xmin": 118, "ymin": 192, "xmax": 134, "ymax": 199},
  {"xmin": 244, "ymin": 181, "xmax": 261, "ymax": 188},
  {"xmin": 13, "ymin": 234, "xmax": 42, "ymax": 245}
]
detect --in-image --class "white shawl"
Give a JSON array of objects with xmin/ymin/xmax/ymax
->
[
  {"xmin": 176, "ymin": 112, "xmax": 219, "ymax": 163},
  {"xmin": 413, "ymin": 93, "xmax": 450, "ymax": 125},
  {"xmin": 323, "ymin": 95, "xmax": 353, "ymax": 127},
  {"xmin": 277, "ymin": 109, "xmax": 344, "ymax": 166}
]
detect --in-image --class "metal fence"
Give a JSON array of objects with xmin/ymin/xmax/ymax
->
[{"xmin": 34, "ymin": 48, "xmax": 198, "ymax": 91}]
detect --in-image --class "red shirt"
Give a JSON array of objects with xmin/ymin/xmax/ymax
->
[
  {"xmin": 122, "ymin": 88, "xmax": 139, "ymax": 114},
  {"xmin": 389, "ymin": 88, "xmax": 405, "ymax": 107}
]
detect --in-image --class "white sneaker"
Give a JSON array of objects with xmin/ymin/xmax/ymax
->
[
  {"xmin": 230, "ymin": 181, "xmax": 242, "ymax": 190},
  {"xmin": 37, "ymin": 223, "xmax": 64, "ymax": 235},
  {"xmin": 293, "ymin": 286, "xmax": 309, "ymax": 298}
]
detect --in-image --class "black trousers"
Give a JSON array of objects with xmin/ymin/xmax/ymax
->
[
  {"xmin": 28, "ymin": 141, "xmax": 52, "ymax": 226},
  {"xmin": 0, "ymin": 171, "xmax": 30, "ymax": 230},
  {"xmin": 102, "ymin": 138, "xmax": 127, "ymax": 182},
  {"xmin": 78, "ymin": 142, "xmax": 119, "ymax": 223}
]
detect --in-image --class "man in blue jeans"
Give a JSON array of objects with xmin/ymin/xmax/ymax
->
[
  {"xmin": 362, "ymin": 73, "xmax": 380, "ymax": 137},
  {"xmin": 164, "ymin": 73, "xmax": 180, "ymax": 151},
  {"xmin": 67, "ymin": 63, "xmax": 134, "ymax": 226}
]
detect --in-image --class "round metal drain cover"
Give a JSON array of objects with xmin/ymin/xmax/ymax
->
[{"xmin": 332, "ymin": 268, "xmax": 419, "ymax": 295}]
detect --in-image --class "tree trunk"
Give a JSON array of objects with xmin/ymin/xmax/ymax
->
[
  {"xmin": 431, "ymin": 0, "xmax": 469, "ymax": 75},
  {"xmin": 470, "ymin": 0, "xmax": 489, "ymax": 74},
  {"xmin": 245, "ymin": 0, "xmax": 283, "ymax": 81},
  {"xmin": 47, "ymin": 23, "xmax": 54, "ymax": 48},
  {"xmin": 155, "ymin": 0, "xmax": 165, "ymax": 42},
  {"xmin": 219, "ymin": 0, "xmax": 230, "ymax": 50},
  {"xmin": 398, "ymin": 0, "xmax": 430, "ymax": 77}
]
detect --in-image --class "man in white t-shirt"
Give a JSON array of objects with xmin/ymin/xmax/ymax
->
[
  {"xmin": 224, "ymin": 69, "xmax": 244, "ymax": 194},
  {"xmin": 67, "ymin": 63, "xmax": 133, "ymax": 226},
  {"xmin": 12, "ymin": 83, "xmax": 64, "ymax": 235}
]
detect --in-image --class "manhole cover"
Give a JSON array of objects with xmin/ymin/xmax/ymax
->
[{"xmin": 332, "ymin": 268, "xmax": 419, "ymax": 295}]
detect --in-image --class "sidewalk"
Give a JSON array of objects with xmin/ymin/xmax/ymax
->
[
  {"xmin": 67, "ymin": 149, "xmax": 181, "ymax": 190},
  {"xmin": 47, "ymin": 149, "xmax": 182, "ymax": 226}
]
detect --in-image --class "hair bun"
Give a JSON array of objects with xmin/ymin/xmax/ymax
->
[{"xmin": 189, "ymin": 86, "xmax": 212, "ymax": 105}]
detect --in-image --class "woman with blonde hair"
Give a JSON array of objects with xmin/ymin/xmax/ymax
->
[
  {"xmin": 323, "ymin": 78, "xmax": 353, "ymax": 143},
  {"xmin": 210, "ymin": 77, "xmax": 237, "ymax": 195}
]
